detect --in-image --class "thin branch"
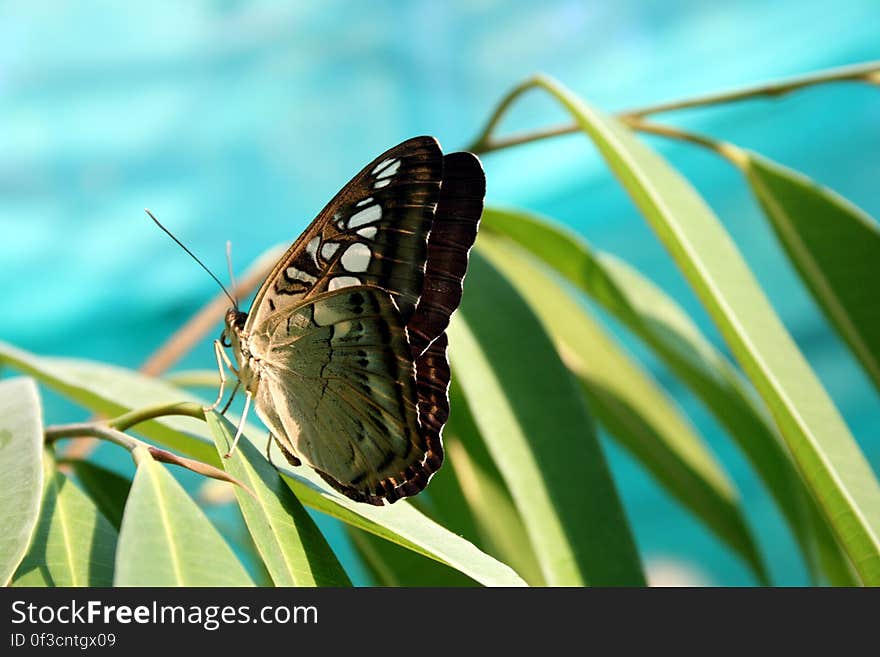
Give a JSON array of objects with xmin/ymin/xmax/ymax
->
[
  {"xmin": 109, "ymin": 401, "xmax": 205, "ymax": 432},
  {"xmin": 46, "ymin": 416, "xmax": 254, "ymax": 495},
  {"xmin": 470, "ymin": 114, "xmax": 751, "ymax": 169},
  {"xmin": 472, "ymin": 122, "xmax": 579, "ymax": 154},
  {"xmin": 46, "ymin": 423, "xmax": 138, "ymax": 451},
  {"xmin": 469, "ymin": 60, "xmax": 880, "ymax": 155},
  {"xmin": 620, "ymin": 116, "xmax": 749, "ymax": 167},
  {"xmin": 469, "ymin": 77, "xmax": 541, "ymax": 154},
  {"xmin": 619, "ymin": 60, "xmax": 880, "ymax": 118}
]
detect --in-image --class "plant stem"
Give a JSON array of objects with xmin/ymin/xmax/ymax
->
[
  {"xmin": 47, "ymin": 402, "xmax": 204, "ymax": 451},
  {"xmin": 621, "ymin": 117, "xmax": 750, "ymax": 167},
  {"xmin": 109, "ymin": 401, "xmax": 205, "ymax": 432},
  {"xmin": 45, "ymin": 414, "xmax": 253, "ymax": 493},
  {"xmin": 469, "ymin": 77, "xmax": 540, "ymax": 154},
  {"xmin": 46, "ymin": 423, "xmax": 139, "ymax": 451},
  {"xmin": 620, "ymin": 60, "xmax": 880, "ymax": 118},
  {"xmin": 469, "ymin": 60, "xmax": 880, "ymax": 155}
]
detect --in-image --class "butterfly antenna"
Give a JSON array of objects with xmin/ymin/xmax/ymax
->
[
  {"xmin": 145, "ymin": 209, "xmax": 237, "ymax": 309},
  {"xmin": 226, "ymin": 240, "xmax": 239, "ymax": 310}
]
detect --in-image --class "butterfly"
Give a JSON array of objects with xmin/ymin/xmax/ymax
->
[{"xmin": 217, "ymin": 137, "xmax": 485, "ymax": 506}]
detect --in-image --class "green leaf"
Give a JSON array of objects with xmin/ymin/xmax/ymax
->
[
  {"xmin": 0, "ymin": 341, "xmax": 216, "ymax": 464},
  {"xmin": 444, "ymin": 382, "xmax": 545, "ymax": 586},
  {"xmin": 407, "ymin": 426, "xmax": 484, "ymax": 551},
  {"xmin": 207, "ymin": 412, "xmax": 351, "ymax": 587},
  {"xmin": 372, "ymin": 404, "xmax": 529, "ymax": 587},
  {"xmin": 67, "ymin": 461, "xmax": 132, "ymax": 531},
  {"xmin": 526, "ymin": 75, "xmax": 880, "ymax": 584},
  {"xmin": 0, "ymin": 378, "xmax": 44, "ymax": 586},
  {"xmin": 278, "ymin": 469, "xmax": 527, "ymax": 587},
  {"xmin": 449, "ymin": 251, "xmax": 644, "ymax": 586},
  {"xmin": 115, "ymin": 446, "xmax": 254, "ymax": 586},
  {"xmin": 481, "ymin": 205, "xmax": 850, "ymax": 584},
  {"xmin": 13, "ymin": 456, "xmax": 117, "ymax": 586},
  {"xmin": 741, "ymin": 153, "xmax": 880, "ymax": 392},
  {"xmin": 477, "ymin": 234, "xmax": 768, "ymax": 583},
  {"xmin": 0, "ymin": 342, "xmax": 526, "ymax": 586},
  {"xmin": 349, "ymin": 527, "xmax": 477, "ymax": 586}
]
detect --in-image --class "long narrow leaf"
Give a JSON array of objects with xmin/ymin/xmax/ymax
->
[
  {"xmin": 115, "ymin": 446, "xmax": 254, "ymax": 586},
  {"xmin": 349, "ymin": 528, "xmax": 477, "ymax": 586},
  {"xmin": 407, "ymin": 428, "xmax": 483, "ymax": 551},
  {"xmin": 277, "ymin": 470, "xmax": 526, "ymax": 587},
  {"xmin": 478, "ymin": 234, "xmax": 768, "ymax": 583},
  {"xmin": 13, "ymin": 456, "xmax": 117, "ymax": 586},
  {"xmin": 443, "ymin": 382, "xmax": 545, "ymax": 586},
  {"xmin": 207, "ymin": 412, "xmax": 351, "ymax": 587},
  {"xmin": 67, "ymin": 460, "xmax": 132, "ymax": 531},
  {"xmin": 480, "ymin": 206, "xmax": 833, "ymax": 578},
  {"xmin": 526, "ymin": 75, "xmax": 880, "ymax": 583},
  {"xmin": 0, "ymin": 378, "xmax": 44, "ymax": 585},
  {"xmin": 449, "ymin": 251, "xmax": 644, "ymax": 585},
  {"xmin": 741, "ymin": 153, "xmax": 880, "ymax": 392}
]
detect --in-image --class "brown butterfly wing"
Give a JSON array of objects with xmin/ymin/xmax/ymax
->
[
  {"xmin": 245, "ymin": 137, "xmax": 444, "ymax": 333},
  {"xmin": 407, "ymin": 152, "xmax": 485, "ymax": 358},
  {"xmin": 251, "ymin": 287, "xmax": 429, "ymax": 506},
  {"xmin": 242, "ymin": 137, "xmax": 484, "ymax": 505},
  {"xmin": 399, "ymin": 152, "xmax": 484, "ymax": 493}
]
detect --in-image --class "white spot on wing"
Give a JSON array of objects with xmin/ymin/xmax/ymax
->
[
  {"xmin": 357, "ymin": 226, "xmax": 378, "ymax": 240},
  {"xmin": 373, "ymin": 178, "xmax": 391, "ymax": 189},
  {"xmin": 328, "ymin": 276, "xmax": 361, "ymax": 291},
  {"xmin": 375, "ymin": 159, "xmax": 401, "ymax": 179},
  {"xmin": 286, "ymin": 267, "xmax": 317, "ymax": 283},
  {"xmin": 371, "ymin": 158, "xmax": 397, "ymax": 175},
  {"xmin": 349, "ymin": 204, "xmax": 381, "ymax": 228},
  {"xmin": 341, "ymin": 243, "xmax": 371, "ymax": 272},
  {"xmin": 321, "ymin": 241, "xmax": 340, "ymax": 260},
  {"xmin": 305, "ymin": 236, "xmax": 320, "ymax": 264},
  {"xmin": 356, "ymin": 197, "xmax": 373, "ymax": 207}
]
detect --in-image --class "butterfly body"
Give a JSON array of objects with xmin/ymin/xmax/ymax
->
[{"xmin": 221, "ymin": 137, "xmax": 484, "ymax": 505}]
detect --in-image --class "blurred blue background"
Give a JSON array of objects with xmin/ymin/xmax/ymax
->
[{"xmin": 2, "ymin": 0, "xmax": 878, "ymax": 585}]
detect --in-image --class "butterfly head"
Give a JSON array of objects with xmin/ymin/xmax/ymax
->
[{"xmin": 220, "ymin": 307, "xmax": 248, "ymax": 348}]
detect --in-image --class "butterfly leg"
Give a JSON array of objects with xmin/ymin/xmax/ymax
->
[
  {"xmin": 219, "ymin": 379, "xmax": 241, "ymax": 416},
  {"xmin": 205, "ymin": 339, "xmax": 238, "ymax": 412},
  {"xmin": 223, "ymin": 389, "xmax": 252, "ymax": 459}
]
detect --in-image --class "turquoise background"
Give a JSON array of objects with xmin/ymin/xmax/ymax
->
[{"xmin": 2, "ymin": 1, "xmax": 878, "ymax": 585}]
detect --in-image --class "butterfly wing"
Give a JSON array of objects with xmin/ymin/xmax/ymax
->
[
  {"xmin": 407, "ymin": 151, "xmax": 485, "ymax": 358},
  {"xmin": 238, "ymin": 137, "xmax": 484, "ymax": 504},
  {"xmin": 245, "ymin": 136, "xmax": 444, "ymax": 332},
  {"xmin": 249, "ymin": 287, "xmax": 438, "ymax": 505},
  {"xmin": 396, "ymin": 153, "xmax": 484, "ymax": 488}
]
